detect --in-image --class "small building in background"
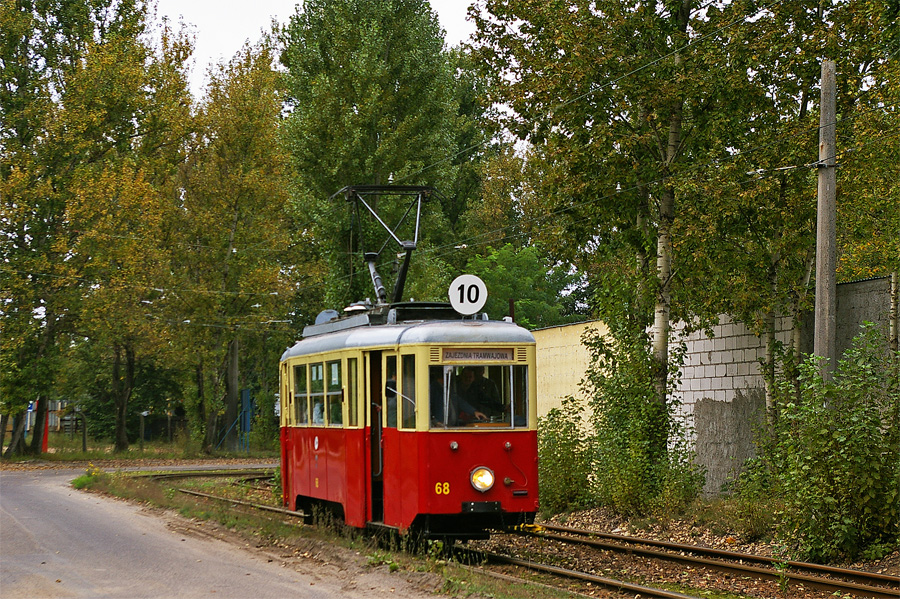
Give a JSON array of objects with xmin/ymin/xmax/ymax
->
[{"xmin": 532, "ymin": 320, "xmax": 604, "ymax": 422}]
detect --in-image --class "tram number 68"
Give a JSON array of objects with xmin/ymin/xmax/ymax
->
[{"xmin": 434, "ymin": 482, "xmax": 450, "ymax": 495}]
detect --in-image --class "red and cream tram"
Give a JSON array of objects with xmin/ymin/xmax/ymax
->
[{"xmin": 278, "ymin": 302, "xmax": 539, "ymax": 539}]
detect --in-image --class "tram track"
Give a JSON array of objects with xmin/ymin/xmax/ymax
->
[
  {"xmin": 504, "ymin": 524, "xmax": 900, "ymax": 599},
  {"xmin": 538, "ymin": 523, "xmax": 899, "ymax": 590},
  {"xmin": 148, "ymin": 472, "xmax": 694, "ymax": 598},
  {"xmin": 140, "ymin": 469, "xmax": 305, "ymax": 518},
  {"xmin": 140, "ymin": 471, "xmax": 898, "ymax": 599},
  {"xmin": 155, "ymin": 481, "xmax": 724, "ymax": 598},
  {"xmin": 479, "ymin": 551, "xmax": 702, "ymax": 599},
  {"xmin": 134, "ymin": 468, "xmax": 276, "ymax": 482}
]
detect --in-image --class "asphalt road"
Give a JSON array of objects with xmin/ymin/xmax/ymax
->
[{"xmin": 0, "ymin": 468, "xmax": 435, "ymax": 599}]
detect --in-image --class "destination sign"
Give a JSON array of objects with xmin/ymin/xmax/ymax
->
[{"xmin": 442, "ymin": 348, "xmax": 513, "ymax": 362}]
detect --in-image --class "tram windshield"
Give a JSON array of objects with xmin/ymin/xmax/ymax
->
[{"xmin": 429, "ymin": 365, "xmax": 528, "ymax": 429}]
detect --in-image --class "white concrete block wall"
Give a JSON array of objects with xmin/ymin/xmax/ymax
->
[{"xmin": 672, "ymin": 314, "xmax": 794, "ymax": 410}]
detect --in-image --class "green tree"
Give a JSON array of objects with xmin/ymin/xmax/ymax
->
[
  {"xmin": 460, "ymin": 144, "xmax": 529, "ymax": 256},
  {"xmin": 1, "ymin": 0, "xmax": 161, "ymax": 455},
  {"xmin": 466, "ymin": 244, "xmax": 583, "ymax": 329},
  {"xmin": 61, "ymin": 18, "xmax": 194, "ymax": 451},
  {"xmin": 442, "ymin": 47, "xmax": 505, "ymax": 253},
  {"xmin": 836, "ymin": 5, "xmax": 900, "ymax": 287},
  {"xmin": 279, "ymin": 0, "xmax": 457, "ymax": 309},
  {"xmin": 472, "ymin": 0, "xmax": 761, "ymax": 475},
  {"xmin": 175, "ymin": 40, "xmax": 293, "ymax": 452},
  {"xmin": 472, "ymin": 0, "xmax": 897, "ymax": 504},
  {"xmin": 676, "ymin": 0, "xmax": 897, "ymax": 417}
]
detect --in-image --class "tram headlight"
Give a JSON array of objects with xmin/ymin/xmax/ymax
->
[{"xmin": 470, "ymin": 467, "xmax": 495, "ymax": 492}]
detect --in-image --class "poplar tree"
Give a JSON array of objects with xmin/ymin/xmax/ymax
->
[{"xmin": 279, "ymin": 0, "xmax": 457, "ymax": 309}]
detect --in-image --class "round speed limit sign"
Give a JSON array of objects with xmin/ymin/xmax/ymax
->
[{"xmin": 449, "ymin": 274, "xmax": 488, "ymax": 315}]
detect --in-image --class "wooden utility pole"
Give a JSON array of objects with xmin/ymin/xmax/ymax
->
[
  {"xmin": 814, "ymin": 60, "xmax": 837, "ymax": 378},
  {"xmin": 891, "ymin": 272, "xmax": 898, "ymax": 353}
]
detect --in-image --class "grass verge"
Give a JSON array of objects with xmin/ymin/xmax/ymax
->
[{"xmin": 70, "ymin": 467, "xmax": 576, "ymax": 599}]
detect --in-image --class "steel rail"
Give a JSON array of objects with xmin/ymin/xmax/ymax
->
[
  {"xmin": 132, "ymin": 468, "xmax": 277, "ymax": 481},
  {"xmin": 528, "ymin": 526, "xmax": 898, "ymax": 599},
  {"xmin": 175, "ymin": 488, "xmax": 305, "ymax": 518},
  {"xmin": 540, "ymin": 523, "xmax": 900, "ymax": 589},
  {"xmin": 485, "ymin": 552, "xmax": 702, "ymax": 599},
  {"xmin": 232, "ymin": 474, "xmax": 276, "ymax": 493}
]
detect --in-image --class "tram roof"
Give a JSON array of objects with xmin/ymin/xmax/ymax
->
[{"xmin": 281, "ymin": 318, "xmax": 535, "ymax": 361}]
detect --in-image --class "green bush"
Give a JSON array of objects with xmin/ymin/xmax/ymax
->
[
  {"xmin": 249, "ymin": 391, "xmax": 280, "ymax": 451},
  {"xmin": 775, "ymin": 325, "xmax": 900, "ymax": 562},
  {"xmin": 538, "ymin": 396, "xmax": 593, "ymax": 513},
  {"xmin": 583, "ymin": 325, "xmax": 704, "ymax": 516},
  {"xmin": 739, "ymin": 323, "xmax": 900, "ymax": 562}
]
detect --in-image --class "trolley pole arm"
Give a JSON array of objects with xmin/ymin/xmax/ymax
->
[
  {"xmin": 391, "ymin": 241, "xmax": 416, "ymax": 303},
  {"xmin": 356, "ymin": 195, "xmax": 404, "ymax": 246},
  {"xmin": 341, "ymin": 185, "xmax": 429, "ymax": 305},
  {"xmin": 365, "ymin": 253, "xmax": 388, "ymax": 303}
]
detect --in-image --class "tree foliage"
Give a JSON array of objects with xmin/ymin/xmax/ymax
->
[
  {"xmin": 175, "ymin": 40, "xmax": 294, "ymax": 451},
  {"xmin": 467, "ymin": 244, "xmax": 583, "ymax": 329},
  {"xmin": 537, "ymin": 396, "xmax": 593, "ymax": 514},
  {"xmin": 471, "ymin": 0, "xmax": 764, "ymax": 473},
  {"xmin": 1, "ymin": 0, "xmax": 189, "ymax": 453},
  {"xmin": 279, "ymin": 0, "xmax": 458, "ymax": 308},
  {"xmin": 837, "ymin": 20, "xmax": 900, "ymax": 282},
  {"xmin": 471, "ymin": 0, "xmax": 898, "ymax": 492}
]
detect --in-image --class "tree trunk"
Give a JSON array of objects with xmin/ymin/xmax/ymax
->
[
  {"xmin": 195, "ymin": 360, "xmax": 213, "ymax": 453},
  {"xmin": 205, "ymin": 407, "xmax": 218, "ymax": 454},
  {"xmin": 3, "ymin": 413, "xmax": 27, "ymax": 457},
  {"xmin": 891, "ymin": 271, "xmax": 898, "ymax": 353},
  {"xmin": 649, "ymin": 0, "xmax": 689, "ymax": 456},
  {"xmin": 651, "ymin": 184, "xmax": 675, "ymax": 462},
  {"xmin": 28, "ymin": 395, "xmax": 48, "ymax": 455},
  {"xmin": 112, "ymin": 344, "xmax": 135, "ymax": 453},
  {"xmin": 0, "ymin": 412, "xmax": 8, "ymax": 453},
  {"xmin": 789, "ymin": 252, "xmax": 817, "ymax": 403},
  {"xmin": 763, "ymin": 238, "xmax": 781, "ymax": 427},
  {"xmin": 222, "ymin": 336, "xmax": 240, "ymax": 452}
]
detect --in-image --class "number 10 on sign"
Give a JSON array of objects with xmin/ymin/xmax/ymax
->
[{"xmin": 449, "ymin": 274, "xmax": 488, "ymax": 315}]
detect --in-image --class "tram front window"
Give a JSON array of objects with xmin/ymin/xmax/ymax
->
[{"xmin": 429, "ymin": 365, "xmax": 528, "ymax": 428}]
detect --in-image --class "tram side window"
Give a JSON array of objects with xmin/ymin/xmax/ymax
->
[
  {"xmin": 326, "ymin": 360, "xmax": 342, "ymax": 426},
  {"xmin": 280, "ymin": 365, "xmax": 290, "ymax": 426},
  {"xmin": 511, "ymin": 365, "xmax": 528, "ymax": 427},
  {"xmin": 310, "ymin": 363, "xmax": 325, "ymax": 425},
  {"xmin": 294, "ymin": 364, "xmax": 308, "ymax": 425},
  {"xmin": 385, "ymin": 355, "xmax": 397, "ymax": 428},
  {"xmin": 400, "ymin": 355, "xmax": 416, "ymax": 429},
  {"xmin": 347, "ymin": 358, "xmax": 358, "ymax": 427}
]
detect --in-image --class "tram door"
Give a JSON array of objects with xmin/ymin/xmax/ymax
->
[
  {"xmin": 367, "ymin": 351, "xmax": 384, "ymax": 522},
  {"xmin": 367, "ymin": 350, "xmax": 400, "ymax": 524}
]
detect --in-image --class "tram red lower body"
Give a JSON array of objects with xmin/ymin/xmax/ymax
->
[{"xmin": 280, "ymin": 426, "xmax": 538, "ymax": 535}]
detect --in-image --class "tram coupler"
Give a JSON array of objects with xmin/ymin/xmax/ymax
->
[{"xmin": 512, "ymin": 523, "xmax": 543, "ymax": 535}]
